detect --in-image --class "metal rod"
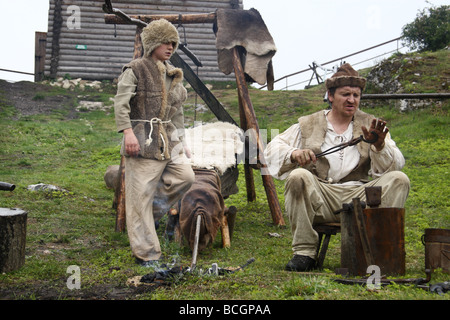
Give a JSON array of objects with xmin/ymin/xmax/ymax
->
[{"xmin": 0, "ymin": 68, "xmax": 34, "ymax": 76}]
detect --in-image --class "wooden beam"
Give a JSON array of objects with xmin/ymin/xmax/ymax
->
[
  {"xmin": 238, "ymin": 92, "xmax": 256, "ymax": 202},
  {"xmin": 362, "ymin": 93, "xmax": 450, "ymax": 100},
  {"xmin": 104, "ymin": 13, "xmax": 217, "ymax": 25},
  {"xmin": 103, "ymin": 2, "xmax": 235, "ymax": 125},
  {"xmin": 231, "ymin": 47, "xmax": 285, "ymax": 227},
  {"xmin": 170, "ymin": 52, "xmax": 237, "ymax": 126}
]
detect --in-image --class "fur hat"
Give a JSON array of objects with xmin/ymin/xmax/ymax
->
[
  {"xmin": 325, "ymin": 63, "xmax": 366, "ymax": 90},
  {"xmin": 141, "ymin": 19, "xmax": 179, "ymax": 58}
]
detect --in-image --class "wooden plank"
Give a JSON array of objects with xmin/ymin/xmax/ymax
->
[
  {"xmin": 170, "ymin": 52, "xmax": 237, "ymax": 125},
  {"xmin": 353, "ymin": 198, "xmax": 374, "ymax": 267},
  {"xmin": 340, "ymin": 206, "xmax": 359, "ymax": 275}
]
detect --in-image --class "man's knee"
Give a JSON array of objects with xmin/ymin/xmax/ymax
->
[
  {"xmin": 286, "ymin": 168, "xmax": 315, "ymax": 193},
  {"xmin": 386, "ymin": 171, "xmax": 410, "ymax": 189},
  {"xmin": 184, "ymin": 167, "xmax": 195, "ymax": 188}
]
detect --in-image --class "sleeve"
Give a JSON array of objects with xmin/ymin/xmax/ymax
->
[
  {"xmin": 263, "ymin": 123, "xmax": 302, "ymax": 180},
  {"xmin": 369, "ymin": 132, "xmax": 406, "ymax": 178},
  {"xmin": 114, "ymin": 68, "xmax": 137, "ymax": 133}
]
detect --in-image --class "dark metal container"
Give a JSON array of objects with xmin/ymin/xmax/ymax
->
[{"xmin": 341, "ymin": 207, "xmax": 405, "ymax": 276}]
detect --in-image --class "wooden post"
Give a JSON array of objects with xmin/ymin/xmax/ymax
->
[
  {"xmin": 34, "ymin": 32, "xmax": 47, "ymax": 82},
  {"xmin": 231, "ymin": 47, "xmax": 285, "ymax": 226},
  {"xmin": 133, "ymin": 26, "xmax": 144, "ymax": 60},
  {"xmin": 0, "ymin": 208, "xmax": 27, "ymax": 273},
  {"xmin": 170, "ymin": 52, "xmax": 237, "ymax": 125}
]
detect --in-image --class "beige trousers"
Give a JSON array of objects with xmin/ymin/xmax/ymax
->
[
  {"xmin": 125, "ymin": 156, "xmax": 195, "ymax": 261},
  {"xmin": 284, "ymin": 168, "xmax": 410, "ymax": 258}
]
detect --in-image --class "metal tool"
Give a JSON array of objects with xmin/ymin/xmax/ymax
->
[{"xmin": 315, "ymin": 132, "xmax": 378, "ymax": 158}]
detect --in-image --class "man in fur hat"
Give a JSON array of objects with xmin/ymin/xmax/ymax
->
[
  {"xmin": 264, "ymin": 63, "xmax": 410, "ymax": 272},
  {"xmin": 114, "ymin": 19, "xmax": 195, "ymax": 267}
]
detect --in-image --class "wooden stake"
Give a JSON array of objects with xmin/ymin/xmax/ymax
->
[
  {"xmin": 115, "ymin": 26, "xmax": 143, "ymax": 233},
  {"xmin": 114, "ymin": 156, "xmax": 126, "ymax": 232},
  {"xmin": 231, "ymin": 47, "xmax": 285, "ymax": 226},
  {"xmin": 221, "ymin": 214, "xmax": 231, "ymax": 249}
]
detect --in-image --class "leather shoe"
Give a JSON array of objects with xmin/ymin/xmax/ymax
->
[
  {"xmin": 285, "ymin": 255, "xmax": 316, "ymax": 272},
  {"xmin": 135, "ymin": 258, "xmax": 160, "ymax": 267}
]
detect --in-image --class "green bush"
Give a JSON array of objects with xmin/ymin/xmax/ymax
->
[{"xmin": 402, "ymin": 5, "xmax": 450, "ymax": 52}]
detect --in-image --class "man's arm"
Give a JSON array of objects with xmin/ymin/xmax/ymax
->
[{"xmin": 264, "ymin": 123, "xmax": 303, "ymax": 180}]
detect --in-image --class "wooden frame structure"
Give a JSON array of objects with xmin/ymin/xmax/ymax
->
[{"xmin": 103, "ymin": 1, "xmax": 285, "ymax": 229}]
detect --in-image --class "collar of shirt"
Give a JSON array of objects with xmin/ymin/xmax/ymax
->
[{"xmin": 322, "ymin": 110, "xmax": 360, "ymax": 182}]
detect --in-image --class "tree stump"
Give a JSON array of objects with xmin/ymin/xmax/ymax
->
[{"xmin": 0, "ymin": 208, "xmax": 27, "ymax": 273}]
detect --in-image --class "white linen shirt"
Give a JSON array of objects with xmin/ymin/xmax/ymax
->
[{"xmin": 264, "ymin": 110, "xmax": 405, "ymax": 184}]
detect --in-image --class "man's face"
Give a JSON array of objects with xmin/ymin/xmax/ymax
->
[
  {"xmin": 151, "ymin": 42, "xmax": 175, "ymax": 62},
  {"xmin": 328, "ymin": 86, "xmax": 362, "ymax": 118}
]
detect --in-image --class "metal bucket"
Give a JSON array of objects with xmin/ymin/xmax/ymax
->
[
  {"xmin": 341, "ymin": 207, "xmax": 405, "ymax": 276},
  {"xmin": 422, "ymin": 228, "xmax": 450, "ymax": 273}
]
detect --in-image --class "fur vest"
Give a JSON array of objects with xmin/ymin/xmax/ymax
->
[
  {"xmin": 121, "ymin": 57, "xmax": 187, "ymax": 160},
  {"xmin": 298, "ymin": 109, "xmax": 375, "ymax": 183}
]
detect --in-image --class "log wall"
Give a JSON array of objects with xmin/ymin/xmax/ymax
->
[{"xmin": 44, "ymin": 0, "xmax": 243, "ymax": 81}]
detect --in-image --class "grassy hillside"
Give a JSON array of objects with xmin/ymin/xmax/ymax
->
[{"xmin": 0, "ymin": 49, "xmax": 448, "ymax": 301}]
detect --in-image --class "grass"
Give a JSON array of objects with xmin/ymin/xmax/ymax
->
[{"xmin": 0, "ymin": 50, "xmax": 449, "ymax": 302}]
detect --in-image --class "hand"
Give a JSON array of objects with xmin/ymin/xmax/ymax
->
[
  {"xmin": 291, "ymin": 149, "xmax": 316, "ymax": 167},
  {"xmin": 123, "ymin": 128, "xmax": 140, "ymax": 157},
  {"xmin": 362, "ymin": 118, "xmax": 388, "ymax": 151}
]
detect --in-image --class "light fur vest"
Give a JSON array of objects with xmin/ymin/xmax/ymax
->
[
  {"xmin": 298, "ymin": 109, "xmax": 375, "ymax": 183},
  {"xmin": 121, "ymin": 57, "xmax": 187, "ymax": 160}
]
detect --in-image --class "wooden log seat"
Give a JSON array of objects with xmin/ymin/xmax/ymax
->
[
  {"xmin": 313, "ymin": 222, "xmax": 341, "ymax": 270},
  {"xmin": 0, "ymin": 208, "xmax": 27, "ymax": 273}
]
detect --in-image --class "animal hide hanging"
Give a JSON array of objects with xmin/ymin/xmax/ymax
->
[{"xmin": 214, "ymin": 8, "xmax": 277, "ymax": 86}]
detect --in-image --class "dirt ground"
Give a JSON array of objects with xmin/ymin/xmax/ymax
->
[{"xmin": 0, "ymin": 80, "xmax": 82, "ymax": 118}]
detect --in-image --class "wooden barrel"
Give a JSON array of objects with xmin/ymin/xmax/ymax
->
[
  {"xmin": 422, "ymin": 228, "xmax": 450, "ymax": 273},
  {"xmin": 341, "ymin": 207, "xmax": 405, "ymax": 276},
  {"xmin": 0, "ymin": 208, "xmax": 27, "ymax": 273}
]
